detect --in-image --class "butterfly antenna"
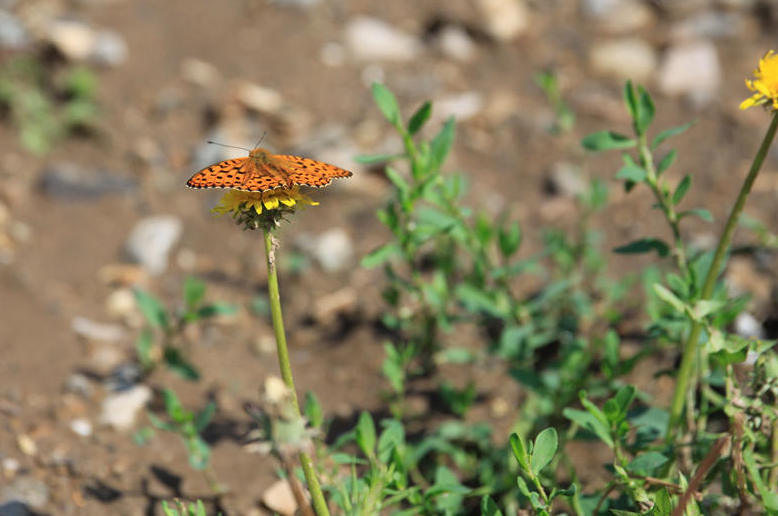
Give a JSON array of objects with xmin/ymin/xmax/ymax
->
[
  {"xmin": 253, "ymin": 132, "xmax": 267, "ymax": 149},
  {"xmin": 207, "ymin": 140, "xmax": 252, "ymax": 152}
]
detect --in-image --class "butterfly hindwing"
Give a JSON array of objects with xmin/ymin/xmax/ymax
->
[{"xmin": 277, "ymin": 155, "xmax": 353, "ymax": 188}]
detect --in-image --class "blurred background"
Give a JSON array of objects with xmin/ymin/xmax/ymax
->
[{"xmin": 1, "ymin": 0, "xmax": 777, "ymax": 513}]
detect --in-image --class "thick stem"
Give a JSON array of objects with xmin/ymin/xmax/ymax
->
[
  {"xmin": 263, "ymin": 229, "xmax": 331, "ymax": 516},
  {"xmin": 667, "ymin": 112, "xmax": 778, "ymax": 443}
]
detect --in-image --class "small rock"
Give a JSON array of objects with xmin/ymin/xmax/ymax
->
[
  {"xmin": 180, "ymin": 57, "xmax": 221, "ymax": 88},
  {"xmin": 312, "ymin": 287, "xmax": 357, "ymax": 324},
  {"xmin": 235, "ymin": 81, "xmax": 284, "ymax": 114},
  {"xmin": 490, "ymin": 396, "xmax": 510, "ymax": 417},
  {"xmin": 1, "ymin": 458, "xmax": 20, "ymax": 477},
  {"xmin": 477, "ymin": 0, "xmax": 530, "ymax": 41},
  {"xmin": 124, "ymin": 215, "xmax": 182, "ymax": 276},
  {"xmin": 583, "ymin": 0, "xmax": 654, "ymax": 33},
  {"xmin": 319, "ymin": 41, "xmax": 346, "ymax": 67},
  {"xmin": 306, "ymin": 228, "xmax": 353, "ymax": 272},
  {"xmin": 98, "ymin": 264, "xmax": 147, "ymax": 287},
  {"xmin": 71, "ymin": 316, "xmax": 125, "ymax": 342},
  {"xmin": 91, "ymin": 29, "xmax": 127, "ymax": 67},
  {"xmin": 39, "ymin": 163, "xmax": 137, "ymax": 200},
  {"xmin": 589, "ymin": 38, "xmax": 657, "ymax": 82},
  {"xmin": 100, "ymin": 384, "xmax": 152, "ymax": 430},
  {"xmin": 658, "ymin": 40, "xmax": 720, "ymax": 106},
  {"xmin": 435, "ymin": 25, "xmax": 477, "ymax": 62},
  {"xmin": 0, "ymin": 10, "xmax": 28, "ymax": 49},
  {"xmin": 670, "ymin": 11, "xmax": 751, "ymax": 40},
  {"xmin": 104, "ymin": 362, "xmax": 143, "ymax": 392},
  {"xmin": 344, "ymin": 16, "xmax": 422, "ymax": 62},
  {"xmin": 63, "ymin": 373, "xmax": 93, "ymax": 398},
  {"xmin": 734, "ymin": 312, "xmax": 764, "ymax": 339},
  {"xmin": 0, "ymin": 501, "xmax": 32, "ymax": 516},
  {"xmin": 0, "ymin": 477, "xmax": 49, "ymax": 509},
  {"xmin": 47, "ymin": 20, "xmax": 95, "ymax": 61},
  {"xmin": 69, "ymin": 418, "xmax": 93, "ymax": 437},
  {"xmin": 545, "ymin": 162, "xmax": 587, "ymax": 198},
  {"xmin": 262, "ymin": 479, "xmax": 298, "ymax": 516},
  {"xmin": 86, "ymin": 344, "xmax": 125, "ymax": 376},
  {"xmin": 15, "ymin": 435, "xmax": 36, "ymax": 457},
  {"xmin": 105, "ymin": 288, "xmax": 137, "ymax": 320},
  {"xmin": 434, "ymin": 91, "xmax": 484, "ymax": 122}
]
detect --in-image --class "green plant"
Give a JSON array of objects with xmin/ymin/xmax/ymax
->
[
  {"xmin": 534, "ymin": 70, "xmax": 575, "ymax": 134},
  {"xmin": 0, "ymin": 57, "xmax": 99, "ymax": 154},
  {"xmin": 133, "ymin": 276, "xmax": 237, "ymax": 380},
  {"xmin": 161, "ymin": 499, "xmax": 210, "ymax": 516}
]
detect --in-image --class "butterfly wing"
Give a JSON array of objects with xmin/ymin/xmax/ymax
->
[
  {"xmin": 276, "ymin": 155, "xmax": 353, "ymax": 188},
  {"xmin": 187, "ymin": 157, "xmax": 251, "ymax": 189}
]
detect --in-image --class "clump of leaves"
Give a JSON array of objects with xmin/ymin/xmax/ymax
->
[
  {"xmin": 0, "ymin": 56, "xmax": 99, "ymax": 154},
  {"xmin": 134, "ymin": 276, "xmax": 237, "ymax": 380}
]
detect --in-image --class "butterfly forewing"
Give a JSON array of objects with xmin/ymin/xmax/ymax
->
[{"xmin": 186, "ymin": 150, "xmax": 353, "ymax": 192}]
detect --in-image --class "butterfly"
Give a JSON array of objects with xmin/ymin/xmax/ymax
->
[{"xmin": 187, "ymin": 146, "xmax": 352, "ymax": 192}]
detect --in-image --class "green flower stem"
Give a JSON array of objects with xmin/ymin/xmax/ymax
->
[
  {"xmin": 667, "ymin": 111, "xmax": 778, "ymax": 443},
  {"xmin": 263, "ymin": 229, "xmax": 330, "ymax": 516}
]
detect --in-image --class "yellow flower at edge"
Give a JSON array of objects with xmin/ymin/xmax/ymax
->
[
  {"xmin": 740, "ymin": 50, "xmax": 778, "ymax": 111},
  {"xmin": 212, "ymin": 187, "xmax": 319, "ymax": 217}
]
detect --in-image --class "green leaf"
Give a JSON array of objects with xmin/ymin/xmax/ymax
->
[
  {"xmin": 672, "ymin": 174, "xmax": 691, "ymax": 205},
  {"xmin": 134, "ymin": 288, "xmax": 169, "ymax": 329},
  {"xmin": 355, "ymin": 411, "xmax": 376, "ymax": 457},
  {"xmin": 509, "ymin": 433, "xmax": 530, "ymax": 471},
  {"xmin": 162, "ymin": 388, "xmax": 185, "ymax": 421},
  {"xmin": 183, "ymin": 276, "xmax": 206, "ymax": 311},
  {"xmin": 195, "ymin": 401, "xmax": 216, "ymax": 433},
  {"xmin": 651, "ymin": 121, "xmax": 694, "ymax": 150},
  {"xmin": 304, "ymin": 391, "xmax": 323, "ymax": 428},
  {"xmin": 530, "ymin": 428, "xmax": 557, "ymax": 476},
  {"xmin": 652, "ymin": 283, "xmax": 686, "ymax": 313},
  {"xmin": 635, "ymin": 86, "xmax": 655, "ymax": 134},
  {"xmin": 743, "ymin": 449, "xmax": 778, "ymax": 511},
  {"xmin": 456, "ymin": 284, "xmax": 508, "ymax": 318},
  {"xmin": 196, "ymin": 302, "xmax": 238, "ymax": 319},
  {"xmin": 516, "ymin": 476, "xmax": 531, "ymax": 497},
  {"xmin": 563, "ymin": 408, "xmax": 614, "ymax": 448},
  {"xmin": 498, "ymin": 221, "xmax": 522, "ymax": 257},
  {"xmin": 377, "ymin": 418, "xmax": 404, "ymax": 463},
  {"xmin": 480, "ymin": 496, "xmax": 504, "ymax": 516},
  {"xmin": 623, "ymin": 81, "xmax": 638, "ymax": 121},
  {"xmin": 353, "ymin": 153, "xmax": 404, "ymax": 164},
  {"xmin": 164, "ymin": 347, "xmax": 200, "ymax": 381},
  {"xmin": 135, "ymin": 329, "xmax": 154, "ymax": 369},
  {"xmin": 429, "ymin": 116, "xmax": 456, "ymax": 172},
  {"xmin": 627, "ymin": 451, "xmax": 668, "ymax": 476},
  {"xmin": 613, "ymin": 238, "xmax": 670, "ymax": 257},
  {"xmin": 615, "ymin": 164, "xmax": 646, "ymax": 183},
  {"xmin": 372, "ymin": 82, "xmax": 401, "ymax": 127},
  {"xmin": 408, "ymin": 101, "xmax": 432, "ymax": 135},
  {"xmin": 186, "ymin": 436, "xmax": 211, "ymax": 470},
  {"xmin": 361, "ymin": 243, "xmax": 400, "ymax": 268},
  {"xmin": 656, "ymin": 149, "xmax": 677, "ymax": 176},
  {"xmin": 679, "ymin": 208, "xmax": 713, "ymax": 222},
  {"xmin": 581, "ymin": 131, "xmax": 637, "ymax": 152},
  {"xmin": 385, "ymin": 166, "xmax": 409, "ymax": 197}
]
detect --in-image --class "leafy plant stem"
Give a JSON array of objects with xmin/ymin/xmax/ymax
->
[
  {"xmin": 262, "ymin": 229, "xmax": 330, "ymax": 516},
  {"xmin": 667, "ymin": 112, "xmax": 778, "ymax": 444},
  {"xmin": 638, "ymin": 132, "xmax": 688, "ymax": 273}
]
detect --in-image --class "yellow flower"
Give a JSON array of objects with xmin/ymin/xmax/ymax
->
[
  {"xmin": 740, "ymin": 50, "xmax": 778, "ymax": 111},
  {"xmin": 212, "ymin": 187, "xmax": 318, "ymax": 217}
]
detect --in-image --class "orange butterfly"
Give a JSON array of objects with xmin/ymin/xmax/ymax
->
[{"xmin": 187, "ymin": 145, "xmax": 352, "ymax": 192}]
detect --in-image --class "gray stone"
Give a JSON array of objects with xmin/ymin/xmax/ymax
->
[
  {"xmin": 64, "ymin": 373, "xmax": 93, "ymax": 398},
  {"xmin": 435, "ymin": 91, "xmax": 484, "ymax": 122},
  {"xmin": 589, "ymin": 38, "xmax": 657, "ymax": 82},
  {"xmin": 124, "ymin": 215, "xmax": 182, "ymax": 275},
  {"xmin": 477, "ymin": 0, "xmax": 530, "ymax": 41},
  {"xmin": 0, "ymin": 10, "xmax": 28, "ymax": 49},
  {"xmin": 435, "ymin": 25, "xmax": 477, "ymax": 62},
  {"xmin": 71, "ymin": 316, "xmax": 125, "ymax": 342},
  {"xmin": 100, "ymin": 384, "xmax": 152, "ymax": 430},
  {"xmin": 734, "ymin": 312, "xmax": 763, "ymax": 339},
  {"xmin": 39, "ymin": 163, "xmax": 137, "ymax": 200},
  {"xmin": 0, "ymin": 501, "xmax": 32, "ymax": 516},
  {"xmin": 670, "ymin": 11, "xmax": 751, "ymax": 40},
  {"xmin": 298, "ymin": 227, "xmax": 354, "ymax": 273},
  {"xmin": 0, "ymin": 478, "xmax": 49, "ymax": 509},
  {"xmin": 91, "ymin": 30, "xmax": 127, "ymax": 67},
  {"xmin": 545, "ymin": 162, "xmax": 588, "ymax": 198},
  {"xmin": 582, "ymin": 0, "xmax": 654, "ymax": 33},
  {"xmin": 658, "ymin": 40, "xmax": 720, "ymax": 106},
  {"xmin": 345, "ymin": 16, "xmax": 421, "ymax": 62}
]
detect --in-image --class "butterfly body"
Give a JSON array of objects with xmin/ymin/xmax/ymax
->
[{"xmin": 187, "ymin": 147, "xmax": 352, "ymax": 192}]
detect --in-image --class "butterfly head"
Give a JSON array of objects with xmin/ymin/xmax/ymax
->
[{"xmin": 248, "ymin": 147, "xmax": 274, "ymax": 163}]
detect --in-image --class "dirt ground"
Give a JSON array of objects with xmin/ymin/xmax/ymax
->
[{"xmin": 1, "ymin": 0, "xmax": 777, "ymax": 514}]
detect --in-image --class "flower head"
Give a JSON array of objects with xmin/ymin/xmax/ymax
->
[
  {"xmin": 740, "ymin": 50, "xmax": 778, "ymax": 111},
  {"xmin": 213, "ymin": 187, "xmax": 318, "ymax": 230}
]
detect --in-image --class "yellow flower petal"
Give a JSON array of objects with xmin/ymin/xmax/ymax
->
[{"xmin": 741, "ymin": 50, "xmax": 778, "ymax": 112}]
